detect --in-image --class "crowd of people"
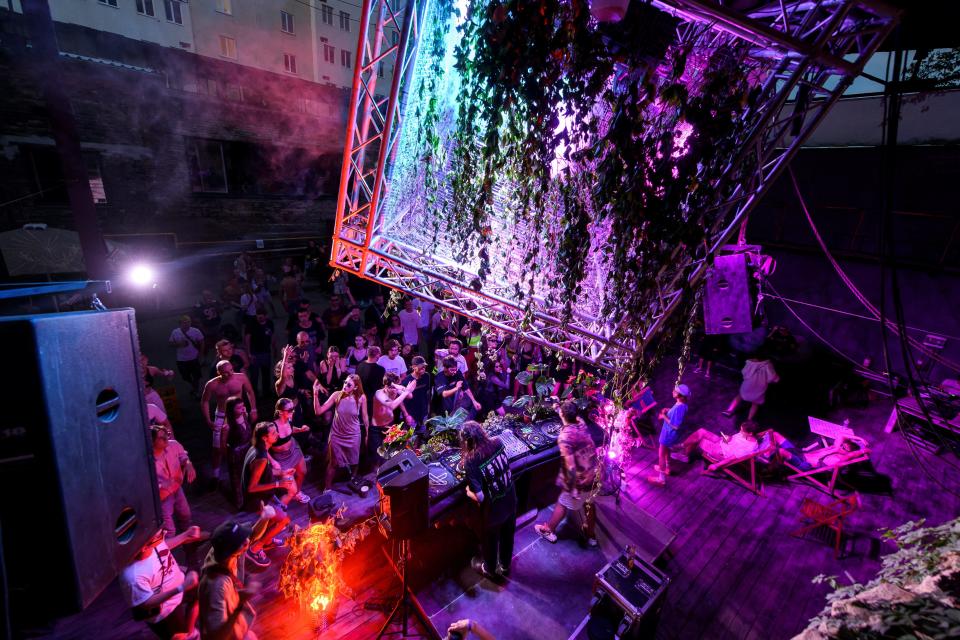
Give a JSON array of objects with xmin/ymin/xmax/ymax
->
[
  {"xmin": 129, "ymin": 248, "xmax": 813, "ymax": 639},
  {"xmin": 131, "ymin": 250, "xmax": 603, "ymax": 639}
]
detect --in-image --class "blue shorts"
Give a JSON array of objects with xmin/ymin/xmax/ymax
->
[{"xmin": 659, "ymin": 425, "xmax": 681, "ymax": 447}]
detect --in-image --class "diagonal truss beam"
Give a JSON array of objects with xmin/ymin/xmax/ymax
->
[{"xmin": 331, "ymin": 0, "xmax": 899, "ymax": 371}]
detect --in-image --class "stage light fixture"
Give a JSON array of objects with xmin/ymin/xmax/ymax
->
[{"xmin": 127, "ymin": 264, "xmax": 156, "ymax": 288}]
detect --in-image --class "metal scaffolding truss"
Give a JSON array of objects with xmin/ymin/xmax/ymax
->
[{"xmin": 331, "ymin": 0, "xmax": 899, "ymax": 371}]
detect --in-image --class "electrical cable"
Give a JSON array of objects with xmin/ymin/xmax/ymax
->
[
  {"xmin": 875, "ymin": 43, "xmax": 960, "ymax": 496},
  {"xmin": 766, "ymin": 280, "xmax": 863, "ymax": 369},
  {"xmin": 787, "ymin": 166, "xmax": 960, "ymax": 374}
]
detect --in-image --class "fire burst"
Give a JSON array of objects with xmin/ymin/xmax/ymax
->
[{"xmin": 279, "ymin": 522, "xmax": 343, "ymax": 621}]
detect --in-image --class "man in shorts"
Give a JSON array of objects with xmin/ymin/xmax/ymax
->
[
  {"xmin": 201, "ymin": 361, "xmax": 257, "ymax": 487},
  {"xmin": 535, "ymin": 401, "xmax": 598, "ymax": 547}
]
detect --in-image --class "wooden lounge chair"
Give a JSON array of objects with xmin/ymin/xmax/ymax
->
[
  {"xmin": 791, "ymin": 493, "xmax": 860, "ymax": 558},
  {"xmin": 783, "ymin": 417, "xmax": 871, "ymax": 496},
  {"xmin": 701, "ymin": 430, "xmax": 778, "ymax": 496}
]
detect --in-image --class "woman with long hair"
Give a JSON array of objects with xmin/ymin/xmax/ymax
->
[
  {"xmin": 240, "ymin": 422, "xmax": 293, "ymax": 567},
  {"xmin": 271, "ymin": 398, "xmax": 311, "ymax": 503},
  {"xmin": 274, "ymin": 345, "xmax": 305, "ymax": 426},
  {"xmin": 385, "ymin": 314, "xmax": 404, "ymax": 346},
  {"xmin": 224, "ymin": 395, "xmax": 253, "ymax": 509},
  {"xmin": 345, "ymin": 334, "xmax": 368, "ymax": 375},
  {"xmin": 314, "ymin": 373, "xmax": 369, "ymax": 491},
  {"xmin": 460, "ymin": 421, "xmax": 517, "ymax": 580}
]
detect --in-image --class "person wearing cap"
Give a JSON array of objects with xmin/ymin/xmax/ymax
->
[
  {"xmin": 648, "ymin": 384, "xmax": 690, "ymax": 486},
  {"xmin": 119, "ymin": 526, "xmax": 205, "ymax": 640},
  {"xmin": 402, "ymin": 355, "xmax": 432, "ymax": 436},
  {"xmin": 535, "ymin": 401, "xmax": 598, "ymax": 547},
  {"xmin": 199, "ymin": 515, "xmax": 272, "ymax": 640}
]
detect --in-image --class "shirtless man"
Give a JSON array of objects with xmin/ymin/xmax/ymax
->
[
  {"xmin": 200, "ymin": 360, "xmax": 257, "ymax": 485},
  {"xmin": 370, "ymin": 372, "xmax": 416, "ymax": 462}
]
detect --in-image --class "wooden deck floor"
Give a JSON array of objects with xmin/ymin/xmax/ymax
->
[{"xmin": 37, "ymin": 366, "xmax": 960, "ymax": 640}]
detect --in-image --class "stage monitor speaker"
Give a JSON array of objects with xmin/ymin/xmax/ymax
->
[
  {"xmin": 703, "ymin": 253, "xmax": 754, "ymax": 335},
  {"xmin": 376, "ymin": 449, "xmax": 429, "ymax": 540},
  {"xmin": 0, "ymin": 309, "xmax": 161, "ymax": 618},
  {"xmin": 584, "ymin": 551, "xmax": 669, "ymax": 639}
]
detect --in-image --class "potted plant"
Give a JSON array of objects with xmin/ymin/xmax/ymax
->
[
  {"xmin": 425, "ymin": 407, "xmax": 469, "ymax": 451},
  {"xmin": 377, "ymin": 423, "xmax": 416, "ymax": 459},
  {"xmin": 504, "ymin": 365, "xmax": 558, "ymax": 423}
]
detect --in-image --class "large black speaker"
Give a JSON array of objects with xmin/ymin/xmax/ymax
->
[
  {"xmin": 376, "ymin": 449, "xmax": 429, "ymax": 540},
  {"xmin": 0, "ymin": 309, "xmax": 161, "ymax": 617},
  {"xmin": 703, "ymin": 253, "xmax": 754, "ymax": 335}
]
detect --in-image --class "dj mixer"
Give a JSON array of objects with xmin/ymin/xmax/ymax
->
[{"xmin": 494, "ymin": 429, "xmax": 533, "ymax": 460}]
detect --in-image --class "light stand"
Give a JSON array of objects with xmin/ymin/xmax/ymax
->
[{"xmin": 376, "ymin": 538, "xmax": 435, "ymax": 639}]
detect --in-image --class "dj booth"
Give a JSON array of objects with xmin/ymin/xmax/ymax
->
[{"xmin": 423, "ymin": 418, "xmax": 565, "ymax": 521}]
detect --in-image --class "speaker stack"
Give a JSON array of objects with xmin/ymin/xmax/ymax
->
[
  {"xmin": 0, "ymin": 309, "xmax": 161, "ymax": 620},
  {"xmin": 703, "ymin": 248, "xmax": 761, "ymax": 335},
  {"xmin": 376, "ymin": 449, "xmax": 429, "ymax": 540}
]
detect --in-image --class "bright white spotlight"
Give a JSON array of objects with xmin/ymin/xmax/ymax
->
[{"xmin": 128, "ymin": 264, "xmax": 155, "ymax": 287}]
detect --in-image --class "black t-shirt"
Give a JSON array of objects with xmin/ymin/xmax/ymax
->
[
  {"xmin": 287, "ymin": 317, "xmax": 325, "ymax": 347},
  {"xmin": 402, "ymin": 373, "xmax": 432, "ymax": 425},
  {"xmin": 247, "ymin": 319, "xmax": 275, "ymax": 354},
  {"xmin": 434, "ymin": 369, "xmax": 470, "ymax": 414},
  {"xmin": 194, "ymin": 300, "xmax": 222, "ymax": 331},
  {"xmin": 209, "ymin": 353, "xmax": 246, "ymax": 379},
  {"xmin": 355, "ymin": 361, "xmax": 385, "ymax": 416},
  {"xmin": 465, "ymin": 444, "xmax": 517, "ymax": 526}
]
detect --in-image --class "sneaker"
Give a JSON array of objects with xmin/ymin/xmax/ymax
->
[
  {"xmin": 585, "ymin": 537, "xmax": 599, "ymax": 548},
  {"xmin": 245, "ymin": 548, "xmax": 271, "ymax": 568},
  {"xmin": 647, "ymin": 474, "xmax": 666, "ymax": 486},
  {"xmin": 535, "ymin": 524, "xmax": 558, "ymax": 543},
  {"xmin": 496, "ymin": 563, "xmax": 511, "ymax": 578},
  {"xmin": 470, "ymin": 556, "xmax": 494, "ymax": 579},
  {"xmin": 669, "ymin": 451, "xmax": 690, "ymax": 463},
  {"xmin": 262, "ymin": 536, "xmax": 285, "ymax": 551},
  {"xmin": 654, "ymin": 464, "xmax": 671, "ymax": 476},
  {"xmin": 295, "ymin": 491, "xmax": 311, "ymax": 504},
  {"xmin": 184, "ymin": 630, "xmax": 200, "ymax": 640}
]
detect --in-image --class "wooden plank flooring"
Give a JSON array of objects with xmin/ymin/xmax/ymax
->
[{"xmin": 34, "ymin": 353, "xmax": 960, "ymax": 640}]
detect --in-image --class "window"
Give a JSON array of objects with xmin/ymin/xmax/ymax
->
[
  {"xmin": 98, "ymin": 0, "xmax": 118, "ymax": 7},
  {"xmin": 163, "ymin": 0, "xmax": 183, "ymax": 25},
  {"xmin": 321, "ymin": 5, "xmax": 333, "ymax": 25},
  {"xmin": 188, "ymin": 139, "xmax": 228, "ymax": 193},
  {"xmin": 219, "ymin": 35, "xmax": 237, "ymax": 59},
  {"xmin": 323, "ymin": 44, "xmax": 335, "ymax": 64},
  {"xmin": 339, "ymin": 11, "xmax": 350, "ymax": 31},
  {"xmin": 340, "ymin": 49, "xmax": 351, "ymax": 68},
  {"xmin": 281, "ymin": 10, "xmax": 295, "ymax": 34},
  {"xmin": 136, "ymin": 0, "xmax": 155, "ymax": 16},
  {"xmin": 283, "ymin": 53, "xmax": 297, "ymax": 74},
  {"xmin": 216, "ymin": 0, "xmax": 232, "ymax": 15}
]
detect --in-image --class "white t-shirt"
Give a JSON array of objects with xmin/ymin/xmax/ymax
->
[
  {"xmin": 417, "ymin": 301, "xmax": 434, "ymax": 329},
  {"xmin": 378, "ymin": 354, "xmax": 408, "ymax": 378},
  {"xmin": 169, "ymin": 327, "xmax": 204, "ymax": 362},
  {"xmin": 397, "ymin": 309, "xmax": 421, "ymax": 345},
  {"xmin": 435, "ymin": 350, "xmax": 468, "ymax": 374},
  {"xmin": 147, "ymin": 403, "xmax": 168, "ymax": 426},
  {"xmin": 120, "ymin": 540, "xmax": 185, "ymax": 624},
  {"xmin": 144, "ymin": 388, "xmax": 164, "ymax": 411}
]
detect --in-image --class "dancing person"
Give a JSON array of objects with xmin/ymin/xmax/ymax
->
[
  {"xmin": 397, "ymin": 298, "xmax": 421, "ymax": 351},
  {"xmin": 225, "ymin": 396, "xmax": 254, "ymax": 509},
  {"xmin": 316, "ymin": 346, "xmax": 348, "ymax": 396},
  {"xmin": 193, "ymin": 289, "xmax": 223, "ymax": 357},
  {"xmin": 314, "ymin": 374, "xmax": 369, "ymax": 491},
  {"xmin": 242, "ymin": 422, "xmax": 298, "ymax": 514},
  {"xmin": 648, "ymin": 384, "xmax": 690, "ymax": 486},
  {"xmin": 321, "ymin": 294, "xmax": 348, "ymax": 350},
  {"xmin": 435, "ymin": 356, "xmax": 482, "ymax": 418},
  {"xmin": 120, "ymin": 526, "xmax": 205, "ymax": 640},
  {"xmin": 378, "ymin": 339, "xmax": 408, "ymax": 378},
  {"xmin": 355, "ymin": 345, "xmax": 385, "ymax": 420},
  {"xmin": 345, "ymin": 334, "xmax": 368, "ymax": 375},
  {"xmin": 243, "ymin": 307, "xmax": 276, "ymax": 398},
  {"xmin": 723, "ymin": 349, "xmax": 779, "ymax": 420},
  {"xmin": 535, "ymin": 401, "xmax": 597, "ymax": 546},
  {"xmin": 270, "ymin": 398, "xmax": 311, "ymax": 504},
  {"xmin": 402, "ymin": 355, "xmax": 432, "ymax": 437},
  {"xmin": 168, "ymin": 315, "xmax": 204, "ymax": 398},
  {"xmin": 385, "ymin": 314, "xmax": 405, "ymax": 346},
  {"xmin": 370, "ymin": 373, "xmax": 416, "ymax": 464},
  {"xmin": 201, "ymin": 360, "xmax": 257, "ymax": 487},
  {"xmin": 461, "ymin": 421, "xmax": 517, "ymax": 580},
  {"xmin": 209, "ymin": 339, "xmax": 249, "ymax": 379},
  {"xmin": 152, "ymin": 425, "xmax": 196, "ymax": 538}
]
